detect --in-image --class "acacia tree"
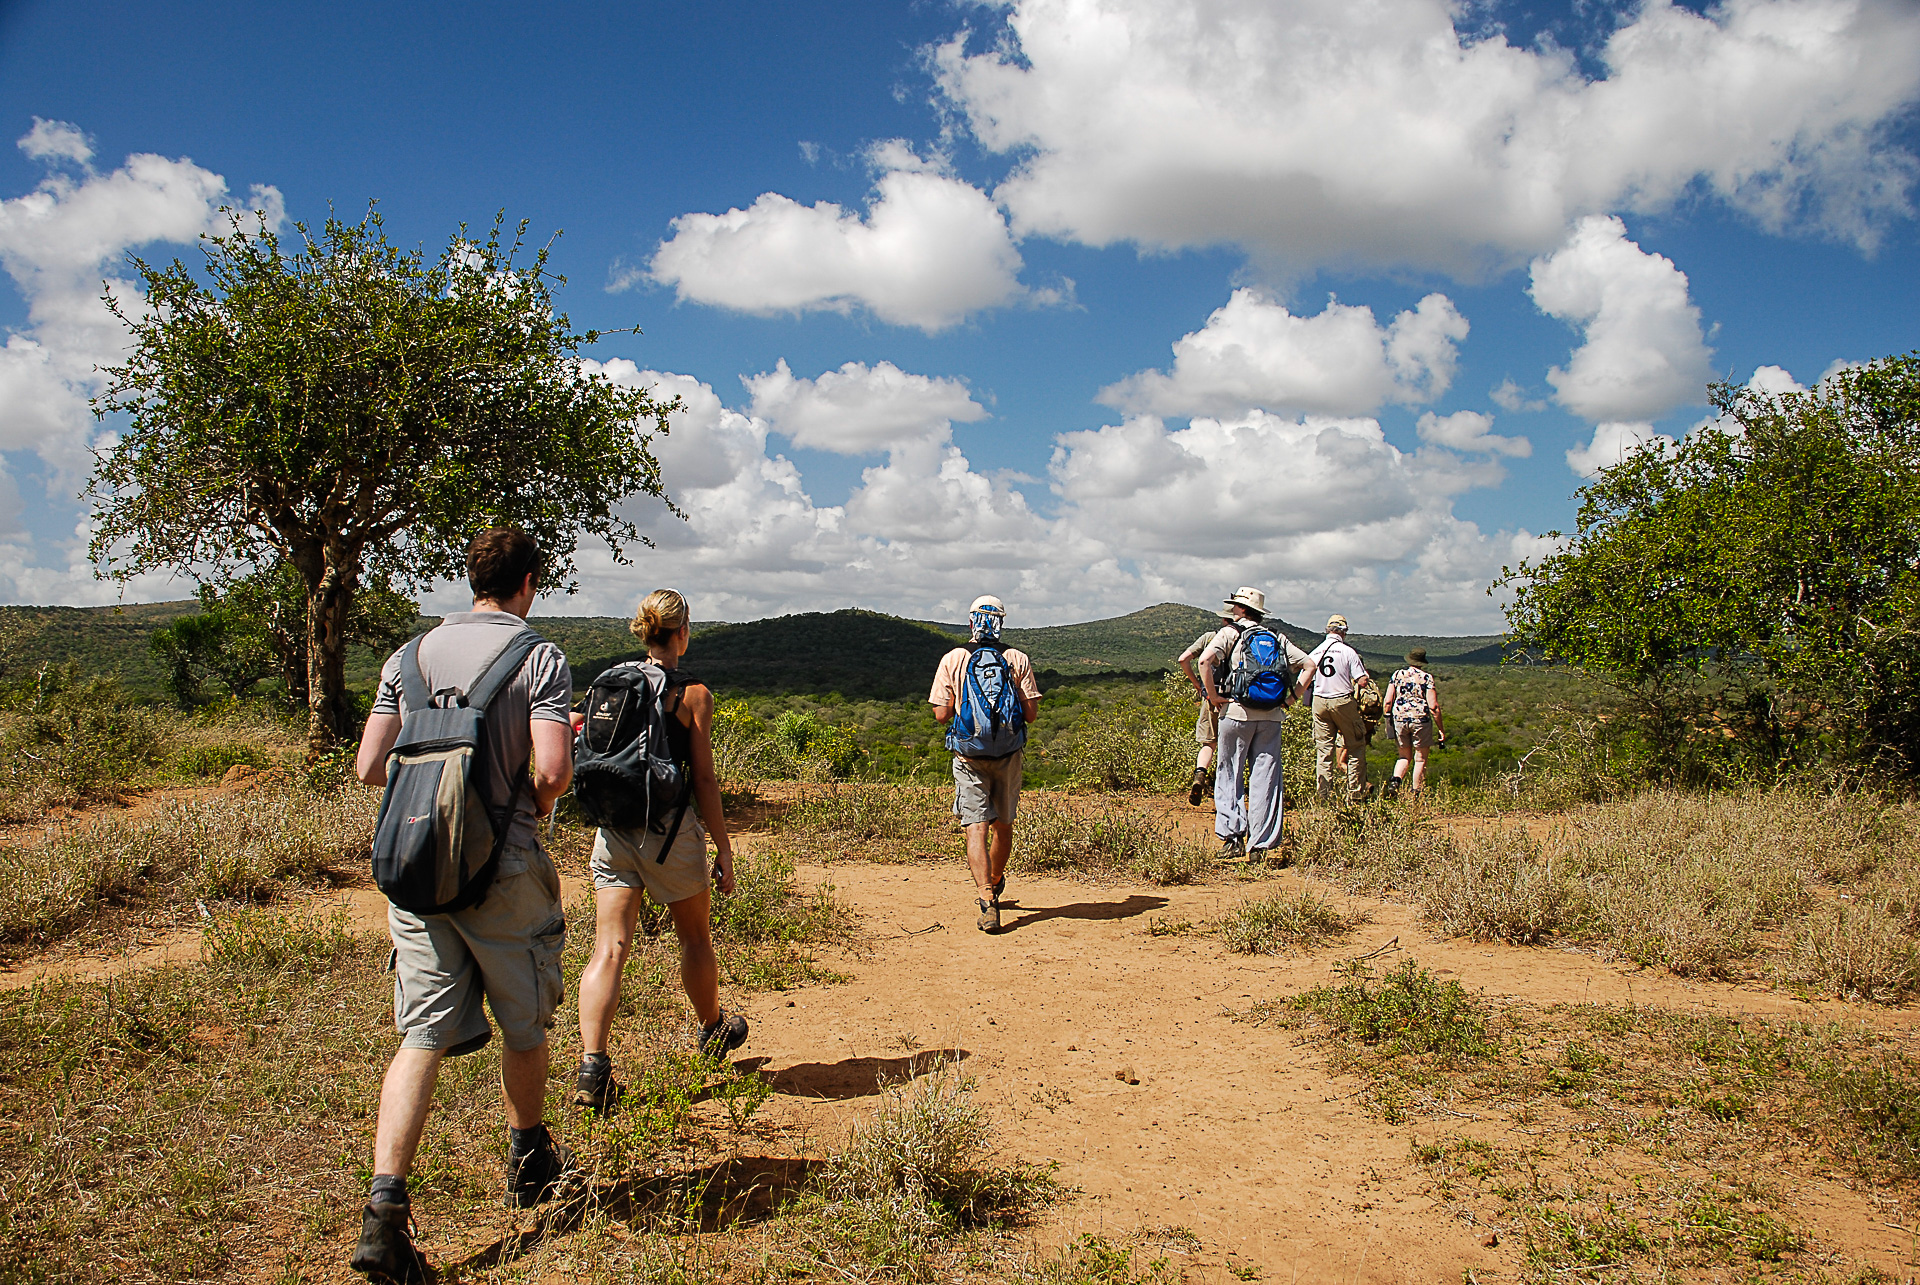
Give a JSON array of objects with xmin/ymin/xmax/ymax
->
[
  {"xmin": 90, "ymin": 208, "xmax": 679, "ymax": 749},
  {"xmin": 1498, "ymin": 353, "xmax": 1920, "ymax": 781}
]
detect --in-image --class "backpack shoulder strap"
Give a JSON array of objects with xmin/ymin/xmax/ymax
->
[
  {"xmin": 465, "ymin": 628, "xmax": 544, "ymax": 714},
  {"xmin": 398, "ymin": 637, "xmax": 430, "ymax": 712}
]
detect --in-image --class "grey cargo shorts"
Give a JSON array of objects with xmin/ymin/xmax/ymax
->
[{"xmin": 387, "ymin": 842, "xmax": 566, "ymax": 1056}]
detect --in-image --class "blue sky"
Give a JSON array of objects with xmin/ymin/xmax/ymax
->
[{"xmin": 1, "ymin": 0, "xmax": 1916, "ymax": 630}]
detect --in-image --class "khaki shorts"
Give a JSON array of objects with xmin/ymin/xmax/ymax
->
[
  {"xmin": 953, "ymin": 751, "xmax": 1023, "ymax": 827},
  {"xmin": 591, "ymin": 812, "xmax": 711, "ymax": 905},
  {"xmin": 1194, "ymin": 701, "xmax": 1220, "ymax": 746},
  {"xmin": 388, "ymin": 843, "xmax": 565, "ymax": 1056},
  {"xmin": 1396, "ymin": 716, "xmax": 1435, "ymax": 751}
]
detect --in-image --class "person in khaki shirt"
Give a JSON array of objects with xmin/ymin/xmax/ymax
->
[
  {"xmin": 1177, "ymin": 615, "xmax": 1232, "ymax": 806},
  {"xmin": 929, "ymin": 595, "xmax": 1041, "ymax": 934}
]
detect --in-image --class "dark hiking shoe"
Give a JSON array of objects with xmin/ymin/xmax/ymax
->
[
  {"xmin": 1382, "ymin": 776, "xmax": 1402, "ymax": 801},
  {"xmin": 572, "ymin": 1058, "xmax": 621, "ymax": 1114},
  {"xmin": 699, "ymin": 1010, "xmax": 750, "ymax": 1060},
  {"xmin": 992, "ymin": 875, "xmax": 1006, "ymax": 900},
  {"xmin": 976, "ymin": 898, "xmax": 1001, "ymax": 933},
  {"xmin": 504, "ymin": 1137, "xmax": 577, "ymax": 1209},
  {"xmin": 1189, "ymin": 768, "xmax": 1209, "ymax": 806},
  {"xmin": 350, "ymin": 1200, "xmax": 425, "ymax": 1284},
  {"xmin": 1216, "ymin": 836, "xmax": 1246, "ymax": 860}
]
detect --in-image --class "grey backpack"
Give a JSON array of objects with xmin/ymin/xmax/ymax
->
[{"xmin": 370, "ymin": 627, "xmax": 541, "ymax": 914}]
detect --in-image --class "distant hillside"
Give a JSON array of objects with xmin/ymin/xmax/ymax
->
[{"xmin": 6, "ymin": 597, "xmax": 1519, "ymax": 704}]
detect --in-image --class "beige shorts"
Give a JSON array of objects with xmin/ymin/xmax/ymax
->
[
  {"xmin": 952, "ymin": 751, "xmax": 1023, "ymax": 827},
  {"xmin": 1396, "ymin": 717, "xmax": 1435, "ymax": 750},
  {"xmin": 388, "ymin": 843, "xmax": 565, "ymax": 1056},
  {"xmin": 1194, "ymin": 701, "xmax": 1220, "ymax": 746},
  {"xmin": 591, "ymin": 811, "xmax": 711, "ymax": 905}
]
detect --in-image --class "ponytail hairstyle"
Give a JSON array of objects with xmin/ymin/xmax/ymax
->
[{"xmin": 631, "ymin": 589, "xmax": 690, "ymax": 649}]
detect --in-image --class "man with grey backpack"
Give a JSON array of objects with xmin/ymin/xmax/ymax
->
[
  {"xmin": 351, "ymin": 528, "xmax": 576, "ymax": 1285},
  {"xmin": 1198, "ymin": 587, "xmax": 1309, "ymax": 860}
]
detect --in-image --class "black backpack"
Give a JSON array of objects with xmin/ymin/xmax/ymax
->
[
  {"xmin": 570, "ymin": 661, "xmax": 693, "ymax": 858},
  {"xmin": 370, "ymin": 627, "xmax": 541, "ymax": 915}
]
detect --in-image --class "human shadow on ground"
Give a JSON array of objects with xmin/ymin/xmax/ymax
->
[
  {"xmin": 451, "ymin": 1154, "xmax": 822, "ymax": 1271},
  {"xmin": 1000, "ymin": 894, "xmax": 1168, "ymax": 932},
  {"xmin": 731, "ymin": 1049, "xmax": 970, "ymax": 1100}
]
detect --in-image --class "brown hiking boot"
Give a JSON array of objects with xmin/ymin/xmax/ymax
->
[
  {"xmin": 976, "ymin": 898, "xmax": 1001, "ymax": 933},
  {"xmin": 349, "ymin": 1200, "xmax": 425, "ymax": 1284}
]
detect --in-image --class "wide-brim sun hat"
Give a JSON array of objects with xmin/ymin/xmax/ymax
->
[
  {"xmin": 1407, "ymin": 647, "xmax": 1427, "ymax": 664},
  {"xmin": 1327, "ymin": 614, "xmax": 1349, "ymax": 632},
  {"xmin": 1224, "ymin": 586, "xmax": 1266, "ymax": 614},
  {"xmin": 970, "ymin": 594, "xmax": 1005, "ymax": 615}
]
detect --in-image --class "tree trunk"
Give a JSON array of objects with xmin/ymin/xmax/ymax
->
[{"xmin": 298, "ymin": 546, "xmax": 359, "ymax": 753}]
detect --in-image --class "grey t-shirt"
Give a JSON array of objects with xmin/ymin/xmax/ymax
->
[{"xmin": 373, "ymin": 610, "xmax": 573, "ymax": 851}]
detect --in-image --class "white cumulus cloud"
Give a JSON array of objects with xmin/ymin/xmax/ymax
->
[
  {"xmin": 1530, "ymin": 215, "xmax": 1714, "ymax": 422},
  {"xmin": 743, "ymin": 358, "xmax": 986, "ymax": 454},
  {"xmin": 1417, "ymin": 411, "xmax": 1532, "ymax": 457},
  {"xmin": 645, "ymin": 148, "xmax": 1029, "ymax": 332},
  {"xmin": 1098, "ymin": 290, "xmax": 1468, "ymax": 417},
  {"xmin": 933, "ymin": 0, "xmax": 1920, "ymax": 272},
  {"xmin": 18, "ymin": 118, "xmax": 93, "ymax": 168},
  {"xmin": 1566, "ymin": 421, "xmax": 1677, "ymax": 477}
]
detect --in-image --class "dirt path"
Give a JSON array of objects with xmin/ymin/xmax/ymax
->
[
  {"xmin": 7, "ymin": 797, "xmax": 1917, "ymax": 1279},
  {"xmin": 734, "ymin": 858, "xmax": 1919, "ymax": 1281}
]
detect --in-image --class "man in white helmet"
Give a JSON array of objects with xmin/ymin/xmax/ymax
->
[{"xmin": 929, "ymin": 595, "xmax": 1042, "ymax": 933}]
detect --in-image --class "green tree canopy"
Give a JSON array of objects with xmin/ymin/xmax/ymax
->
[
  {"xmin": 90, "ymin": 207, "xmax": 680, "ymax": 747},
  {"xmin": 1498, "ymin": 352, "xmax": 1920, "ymax": 781}
]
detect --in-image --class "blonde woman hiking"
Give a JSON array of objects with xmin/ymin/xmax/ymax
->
[
  {"xmin": 572, "ymin": 589, "xmax": 745, "ymax": 1115},
  {"xmin": 1383, "ymin": 647, "xmax": 1446, "ymax": 801}
]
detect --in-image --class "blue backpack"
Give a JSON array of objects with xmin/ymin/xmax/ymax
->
[
  {"xmin": 1223, "ymin": 624, "xmax": 1294, "ymax": 710},
  {"xmin": 945, "ymin": 644, "xmax": 1027, "ymax": 759}
]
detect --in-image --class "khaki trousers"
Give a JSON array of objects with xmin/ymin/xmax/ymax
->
[{"xmin": 1312, "ymin": 693, "xmax": 1368, "ymax": 802}]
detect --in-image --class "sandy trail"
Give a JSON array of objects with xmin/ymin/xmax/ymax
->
[{"xmin": 5, "ymin": 792, "xmax": 1918, "ymax": 1279}]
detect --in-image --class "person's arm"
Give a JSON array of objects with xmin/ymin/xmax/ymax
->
[
  {"xmin": 1014, "ymin": 654, "xmax": 1041, "ymax": 724},
  {"xmin": 529, "ymin": 719, "xmax": 573, "ymax": 816},
  {"xmin": 1177, "ymin": 639, "xmax": 1208, "ymax": 698},
  {"xmin": 1428, "ymin": 676, "xmax": 1446, "ymax": 741},
  {"xmin": 930, "ymin": 652, "xmax": 958, "ymax": 723},
  {"xmin": 1384, "ymin": 677, "xmax": 1399, "ymax": 711},
  {"xmin": 1200, "ymin": 642, "xmax": 1228, "ymax": 710},
  {"xmin": 679, "ymin": 684, "xmax": 736, "ymax": 895},
  {"xmin": 355, "ymin": 712, "xmax": 402, "ymax": 786},
  {"xmin": 1297, "ymin": 641, "xmax": 1322, "ymax": 701}
]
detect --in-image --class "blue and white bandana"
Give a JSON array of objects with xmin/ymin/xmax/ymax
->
[{"xmin": 968, "ymin": 609, "xmax": 1004, "ymax": 643}]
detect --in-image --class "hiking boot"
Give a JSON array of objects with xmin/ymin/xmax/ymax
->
[
  {"xmin": 698, "ymin": 1009, "xmax": 750, "ymax": 1060},
  {"xmin": 350, "ymin": 1200, "xmax": 426, "ymax": 1284},
  {"xmin": 572, "ymin": 1057, "xmax": 620, "ymax": 1114},
  {"xmin": 976, "ymin": 898, "xmax": 1001, "ymax": 933},
  {"xmin": 1188, "ymin": 768, "xmax": 1209, "ymax": 807},
  {"xmin": 1382, "ymin": 776, "xmax": 1402, "ymax": 801},
  {"xmin": 504, "ymin": 1135, "xmax": 576, "ymax": 1209},
  {"xmin": 1216, "ymin": 836, "xmax": 1246, "ymax": 861}
]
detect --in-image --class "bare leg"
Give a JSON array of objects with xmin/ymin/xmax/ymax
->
[
  {"xmin": 1195, "ymin": 744, "xmax": 1215, "ymax": 772},
  {"xmin": 986, "ymin": 820, "xmax": 1013, "ymax": 888},
  {"xmin": 964, "ymin": 821, "xmax": 994, "ymax": 899},
  {"xmin": 667, "ymin": 891, "xmax": 721, "ymax": 1027},
  {"xmin": 1410, "ymin": 746, "xmax": 1431, "ymax": 794},
  {"xmin": 500, "ymin": 1042, "xmax": 550, "ymax": 1130},
  {"xmin": 578, "ymin": 887, "xmax": 645, "ymax": 1055},
  {"xmin": 373, "ymin": 1047, "xmax": 443, "ymax": 1177},
  {"xmin": 1394, "ymin": 745, "xmax": 1412, "ymax": 782}
]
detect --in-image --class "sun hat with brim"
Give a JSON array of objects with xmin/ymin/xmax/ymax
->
[
  {"xmin": 1327, "ymin": 614, "xmax": 1349, "ymax": 632},
  {"xmin": 1224, "ymin": 587, "xmax": 1266, "ymax": 614},
  {"xmin": 1406, "ymin": 647, "xmax": 1428, "ymax": 664}
]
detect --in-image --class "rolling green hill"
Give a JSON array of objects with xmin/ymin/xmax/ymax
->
[{"xmin": 5, "ymin": 597, "xmax": 1519, "ymax": 703}]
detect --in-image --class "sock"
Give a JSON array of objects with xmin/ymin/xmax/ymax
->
[
  {"xmin": 369, "ymin": 1174, "xmax": 409, "ymax": 1207},
  {"xmin": 508, "ymin": 1124, "xmax": 549, "ymax": 1154},
  {"xmin": 580, "ymin": 1052, "xmax": 611, "ymax": 1075}
]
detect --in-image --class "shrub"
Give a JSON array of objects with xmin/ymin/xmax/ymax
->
[
  {"xmin": 0, "ymin": 667, "xmax": 165, "ymax": 811},
  {"xmin": 710, "ymin": 848, "xmax": 856, "ymax": 989},
  {"xmin": 1052, "ymin": 674, "xmax": 1194, "ymax": 791},
  {"xmin": 1291, "ymin": 808, "xmax": 1456, "ymax": 893},
  {"xmin": 776, "ymin": 782, "xmax": 953, "ymax": 861},
  {"xmin": 1784, "ymin": 897, "xmax": 1920, "ymax": 1003},
  {"xmin": 203, "ymin": 906, "xmax": 359, "ymax": 971},
  {"xmin": 176, "ymin": 742, "xmax": 270, "ymax": 778},
  {"xmin": 1216, "ymin": 888, "xmax": 1363, "ymax": 954},
  {"xmin": 1291, "ymin": 959, "xmax": 1497, "ymax": 1064}
]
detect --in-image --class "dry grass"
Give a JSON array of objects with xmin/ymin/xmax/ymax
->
[
  {"xmin": 0, "ymin": 785, "xmax": 378, "ymax": 953},
  {"xmin": 1014, "ymin": 796, "xmax": 1216, "ymax": 886},
  {"xmin": 1214, "ymin": 887, "xmax": 1367, "ymax": 954},
  {"xmin": 772, "ymin": 782, "xmax": 954, "ymax": 862}
]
